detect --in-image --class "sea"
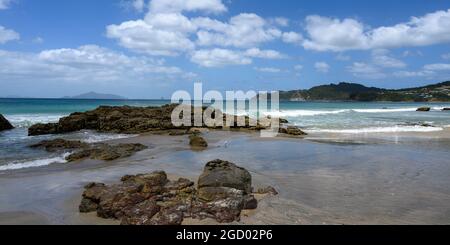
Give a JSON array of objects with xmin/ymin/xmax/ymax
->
[{"xmin": 1, "ymin": 98, "xmax": 450, "ymax": 171}]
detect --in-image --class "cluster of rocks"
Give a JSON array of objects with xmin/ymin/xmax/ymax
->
[
  {"xmin": 27, "ymin": 104, "xmax": 307, "ymax": 137},
  {"xmin": 0, "ymin": 114, "xmax": 14, "ymax": 132},
  {"xmin": 79, "ymin": 159, "xmax": 277, "ymax": 225},
  {"xmin": 30, "ymin": 139, "xmax": 147, "ymax": 162}
]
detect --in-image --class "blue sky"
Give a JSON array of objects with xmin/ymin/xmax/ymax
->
[{"xmin": 0, "ymin": 0, "xmax": 450, "ymax": 99}]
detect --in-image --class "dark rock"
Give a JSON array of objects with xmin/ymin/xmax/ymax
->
[
  {"xmin": 0, "ymin": 114, "xmax": 14, "ymax": 131},
  {"xmin": 28, "ymin": 104, "xmax": 261, "ymax": 136},
  {"xmin": 30, "ymin": 138, "xmax": 89, "ymax": 152},
  {"xmin": 198, "ymin": 159, "xmax": 252, "ymax": 199},
  {"xmin": 443, "ymin": 108, "xmax": 450, "ymax": 111},
  {"xmin": 256, "ymin": 186, "xmax": 279, "ymax": 196},
  {"xmin": 66, "ymin": 143, "xmax": 147, "ymax": 162},
  {"xmin": 79, "ymin": 161, "xmax": 259, "ymax": 225},
  {"xmin": 279, "ymin": 126, "xmax": 307, "ymax": 136},
  {"xmin": 242, "ymin": 195, "xmax": 258, "ymax": 210},
  {"xmin": 189, "ymin": 135, "xmax": 208, "ymax": 148},
  {"xmin": 417, "ymin": 107, "xmax": 431, "ymax": 112}
]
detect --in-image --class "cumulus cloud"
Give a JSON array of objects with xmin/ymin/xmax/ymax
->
[
  {"xmin": 303, "ymin": 9, "xmax": 450, "ymax": 51},
  {"xmin": 195, "ymin": 13, "xmax": 282, "ymax": 48},
  {"xmin": 190, "ymin": 48, "xmax": 252, "ymax": 67},
  {"xmin": 282, "ymin": 31, "xmax": 303, "ymax": 44},
  {"xmin": 244, "ymin": 48, "xmax": 285, "ymax": 59},
  {"xmin": 270, "ymin": 17, "xmax": 289, "ymax": 27},
  {"xmin": 423, "ymin": 63, "xmax": 450, "ymax": 71},
  {"xmin": 0, "ymin": 0, "xmax": 12, "ymax": 10},
  {"xmin": 0, "ymin": 25, "xmax": 19, "ymax": 44},
  {"xmin": 347, "ymin": 62, "xmax": 386, "ymax": 79},
  {"xmin": 0, "ymin": 45, "xmax": 190, "ymax": 83},
  {"xmin": 315, "ymin": 62, "xmax": 330, "ymax": 73},
  {"xmin": 149, "ymin": 0, "xmax": 227, "ymax": 14}
]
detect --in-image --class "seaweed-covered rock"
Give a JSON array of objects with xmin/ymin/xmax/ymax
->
[
  {"xmin": 189, "ymin": 135, "xmax": 208, "ymax": 148},
  {"xmin": 79, "ymin": 160, "xmax": 259, "ymax": 225},
  {"xmin": 28, "ymin": 104, "xmax": 261, "ymax": 136},
  {"xmin": 417, "ymin": 107, "xmax": 431, "ymax": 112},
  {"xmin": 66, "ymin": 143, "xmax": 147, "ymax": 162},
  {"xmin": 30, "ymin": 138, "xmax": 89, "ymax": 152},
  {"xmin": 0, "ymin": 114, "xmax": 14, "ymax": 132},
  {"xmin": 279, "ymin": 126, "xmax": 307, "ymax": 136}
]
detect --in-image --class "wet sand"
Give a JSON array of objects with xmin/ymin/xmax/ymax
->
[{"xmin": 0, "ymin": 129, "xmax": 450, "ymax": 225}]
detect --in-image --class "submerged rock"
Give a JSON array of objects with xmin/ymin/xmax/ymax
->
[
  {"xmin": 30, "ymin": 138, "xmax": 89, "ymax": 152},
  {"xmin": 279, "ymin": 126, "xmax": 307, "ymax": 136},
  {"xmin": 0, "ymin": 114, "xmax": 14, "ymax": 132},
  {"xmin": 79, "ymin": 160, "xmax": 260, "ymax": 225},
  {"xmin": 66, "ymin": 143, "xmax": 147, "ymax": 162},
  {"xmin": 189, "ymin": 135, "xmax": 208, "ymax": 148},
  {"xmin": 443, "ymin": 108, "xmax": 450, "ymax": 111},
  {"xmin": 256, "ymin": 186, "xmax": 279, "ymax": 196},
  {"xmin": 417, "ymin": 107, "xmax": 431, "ymax": 112},
  {"xmin": 30, "ymin": 139, "xmax": 147, "ymax": 162}
]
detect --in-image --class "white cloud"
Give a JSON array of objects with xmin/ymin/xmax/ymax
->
[
  {"xmin": 315, "ymin": 62, "xmax": 330, "ymax": 73},
  {"xmin": 282, "ymin": 31, "xmax": 303, "ymax": 44},
  {"xmin": 442, "ymin": 53, "xmax": 450, "ymax": 59},
  {"xmin": 394, "ymin": 70, "xmax": 433, "ymax": 78},
  {"xmin": 371, "ymin": 49, "xmax": 406, "ymax": 68},
  {"xmin": 303, "ymin": 9, "xmax": 450, "ymax": 51},
  {"xmin": 0, "ymin": 0, "xmax": 12, "ymax": 10},
  {"xmin": 0, "ymin": 45, "xmax": 190, "ymax": 83},
  {"xmin": 195, "ymin": 13, "xmax": 282, "ymax": 48},
  {"xmin": 132, "ymin": 0, "xmax": 146, "ymax": 12},
  {"xmin": 270, "ymin": 17, "xmax": 289, "ymax": 27},
  {"xmin": 106, "ymin": 19, "xmax": 195, "ymax": 56},
  {"xmin": 149, "ymin": 0, "xmax": 227, "ymax": 14},
  {"xmin": 0, "ymin": 25, "xmax": 19, "ymax": 44},
  {"xmin": 254, "ymin": 67, "xmax": 281, "ymax": 73},
  {"xmin": 190, "ymin": 48, "xmax": 252, "ymax": 67},
  {"xmin": 244, "ymin": 48, "xmax": 284, "ymax": 59},
  {"xmin": 423, "ymin": 63, "xmax": 450, "ymax": 71},
  {"xmin": 336, "ymin": 53, "xmax": 351, "ymax": 61},
  {"xmin": 347, "ymin": 62, "xmax": 386, "ymax": 79}
]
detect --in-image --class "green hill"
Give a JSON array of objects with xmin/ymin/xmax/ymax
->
[{"xmin": 278, "ymin": 81, "xmax": 450, "ymax": 102}]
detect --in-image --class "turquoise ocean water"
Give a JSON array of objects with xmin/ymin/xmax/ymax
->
[{"xmin": 1, "ymin": 98, "xmax": 450, "ymax": 171}]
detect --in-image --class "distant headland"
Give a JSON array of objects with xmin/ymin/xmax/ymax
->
[{"xmin": 62, "ymin": 92, "xmax": 127, "ymax": 100}]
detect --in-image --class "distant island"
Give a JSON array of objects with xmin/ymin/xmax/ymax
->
[
  {"xmin": 276, "ymin": 81, "xmax": 450, "ymax": 102},
  {"xmin": 63, "ymin": 92, "xmax": 127, "ymax": 100}
]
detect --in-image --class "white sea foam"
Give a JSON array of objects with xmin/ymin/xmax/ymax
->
[
  {"xmin": 264, "ymin": 109, "xmax": 348, "ymax": 117},
  {"xmin": 351, "ymin": 108, "xmax": 417, "ymax": 113},
  {"xmin": 81, "ymin": 132, "xmax": 136, "ymax": 143},
  {"xmin": 0, "ymin": 152, "xmax": 71, "ymax": 171},
  {"xmin": 306, "ymin": 125, "xmax": 443, "ymax": 134},
  {"xmin": 5, "ymin": 114, "xmax": 66, "ymax": 128}
]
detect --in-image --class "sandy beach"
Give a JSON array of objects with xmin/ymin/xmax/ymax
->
[{"xmin": 1, "ymin": 128, "xmax": 450, "ymax": 225}]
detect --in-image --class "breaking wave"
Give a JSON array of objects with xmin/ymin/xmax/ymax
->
[
  {"xmin": 0, "ymin": 152, "xmax": 71, "ymax": 171},
  {"xmin": 306, "ymin": 125, "xmax": 444, "ymax": 134}
]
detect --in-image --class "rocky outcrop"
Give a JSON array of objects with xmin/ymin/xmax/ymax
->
[
  {"xmin": 0, "ymin": 114, "xmax": 14, "ymax": 132},
  {"xmin": 79, "ymin": 160, "xmax": 261, "ymax": 225},
  {"xmin": 417, "ymin": 107, "xmax": 431, "ymax": 112},
  {"xmin": 443, "ymin": 108, "xmax": 450, "ymax": 111},
  {"xmin": 30, "ymin": 138, "xmax": 147, "ymax": 162},
  {"xmin": 279, "ymin": 126, "xmax": 307, "ymax": 136},
  {"xmin": 189, "ymin": 135, "xmax": 208, "ymax": 148},
  {"xmin": 30, "ymin": 138, "xmax": 89, "ymax": 152},
  {"xmin": 66, "ymin": 143, "xmax": 147, "ymax": 162},
  {"xmin": 28, "ymin": 104, "xmax": 264, "ymax": 136}
]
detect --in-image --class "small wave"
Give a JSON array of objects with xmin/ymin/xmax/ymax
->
[
  {"xmin": 265, "ymin": 109, "xmax": 348, "ymax": 117},
  {"xmin": 81, "ymin": 132, "xmax": 136, "ymax": 143},
  {"xmin": 351, "ymin": 108, "xmax": 417, "ymax": 113},
  {"xmin": 0, "ymin": 152, "xmax": 71, "ymax": 171},
  {"xmin": 306, "ymin": 125, "xmax": 443, "ymax": 134},
  {"xmin": 5, "ymin": 114, "xmax": 66, "ymax": 128}
]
